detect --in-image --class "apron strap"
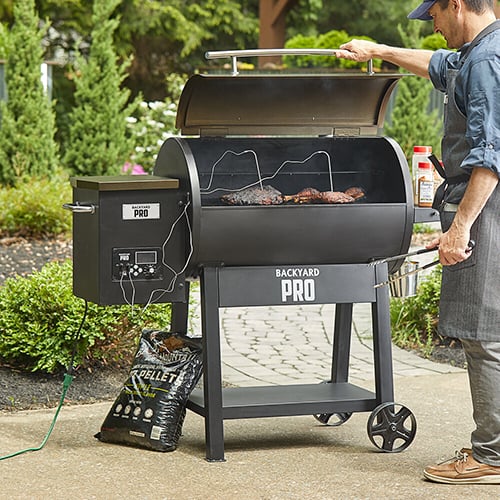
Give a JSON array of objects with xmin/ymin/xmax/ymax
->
[{"xmin": 458, "ymin": 20, "xmax": 500, "ymax": 67}]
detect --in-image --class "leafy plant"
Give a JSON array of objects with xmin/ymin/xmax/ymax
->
[
  {"xmin": 0, "ymin": 174, "xmax": 72, "ymax": 237},
  {"xmin": 384, "ymin": 23, "xmax": 443, "ymax": 164},
  {"xmin": 0, "ymin": 260, "xmax": 173, "ymax": 373},
  {"xmin": 63, "ymin": 0, "xmax": 139, "ymax": 176},
  {"xmin": 390, "ymin": 266, "xmax": 442, "ymax": 356},
  {"xmin": 0, "ymin": 0, "xmax": 58, "ymax": 185},
  {"xmin": 421, "ymin": 33, "xmax": 448, "ymax": 51},
  {"xmin": 284, "ymin": 30, "xmax": 382, "ymax": 71},
  {"xmin": 125, "ymin": 75, "xmax": 184, "ymax": 173}
]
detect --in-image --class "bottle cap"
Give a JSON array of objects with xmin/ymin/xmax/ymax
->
[{"xmin": 413, "ymin": 145, "xmax": 432, "ymax": 153}]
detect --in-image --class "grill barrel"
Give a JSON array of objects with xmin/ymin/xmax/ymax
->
[{"xmin": 154, "ymin": 135, "xmax": 414, "ymax": 275}]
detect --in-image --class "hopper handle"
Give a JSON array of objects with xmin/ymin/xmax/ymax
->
[
  {"xmin": 63, "ymin": 202, "xmax": 96, "ymax": 214},
  {"xmin": 205, "ymin": 49, "xmax": 374, "ymax": 76}
]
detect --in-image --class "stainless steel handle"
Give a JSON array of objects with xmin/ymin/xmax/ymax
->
[
  {"xmin": 206, "ymin": 49, "xmax": 339, "ymax": 59},
  {"xmin": 205, "ymin": 49, "xmax": 374, "ymax": 76},
  {"xmin": 63, "ymin": 202, "xmax": 96, "ymax": 214}
]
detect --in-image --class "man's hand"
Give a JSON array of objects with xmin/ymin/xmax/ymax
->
[
  {"xmin": 427, "ymin": 231, "xmax": 472, "ymax": 266},
  {"xmin": 335, "ymin": 39, "xmax": 381, "ymax": 62},
  {"xmin": 335, "ymin": 40, "xmax": 433, "ymax": 79},
  {"xmin": 430, "ymin": 168, "xmax": 498, "ymax": 266}
]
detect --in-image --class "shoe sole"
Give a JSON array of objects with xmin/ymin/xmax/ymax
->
[{"xmin": 424, "ymin": 470, "xmax": 500, "ymax": 484}]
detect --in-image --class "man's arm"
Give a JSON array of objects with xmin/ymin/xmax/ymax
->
[
  {"xmin": 335, "ymin": 39, "xmax": 433, "ymax": 79},
  {"xmin": 428, "ymin": 168, "xmax": 499, "ymax": 265}
]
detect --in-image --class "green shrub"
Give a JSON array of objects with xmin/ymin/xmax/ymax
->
[
  {"xmin": 284, "ymin": 30, "xmax": 382, "ymax": 71},
  {"xmin": 63, "ymin": 0, "xmax": 139, "ymax": 176},
  {"xmin": 390, "ymin": 266, "xmax": 442, "ymax": 356},
  {"xmin": 0, "ymin": 0, "xmax": 59, "ymax": 185},
  {"xmin": 0, "ymin": 174, "xmax": 72, "ymax": 237},
  {"xmin": 421, "ymin": 33, "xmax": 448, "ymax": 51},
  {"xmin": 284, "ymin": 34, "xmax": 322, "ymax": 68},
  {"xmin": 0, "ymin": 260, "xmax": 173, "ymax": 373}
]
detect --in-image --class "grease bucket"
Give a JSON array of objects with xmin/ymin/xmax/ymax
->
[{"xmin": 389, "ymin": 261, "xmax": 418, "ymax": 298}]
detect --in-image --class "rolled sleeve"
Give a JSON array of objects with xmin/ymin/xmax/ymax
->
[
  {"xmin": 461, "ymin": 59, "xmax": 500, "ymax": 177},
  {"xmin": 428, "ymin": 49, "xmax": 458, "ymax": 92}
]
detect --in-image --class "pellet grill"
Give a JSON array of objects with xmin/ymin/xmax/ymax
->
[{"xmin": 67, "ymin": 49, "xmax": 439, "ymax": 461}]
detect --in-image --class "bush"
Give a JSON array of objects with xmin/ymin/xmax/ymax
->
[
  {"xmin": 63, "ymin": 0, "xmax": 139, "ymax": 176},
  {"xmin": 0, "ymin": 174, "xmax": 72, "ymax": 237},
  {"xmin": 390, "ymin": 266, "xmax": 442, "ymax": 356},
  {"xmin": 125, "ymin": 74, "xmax": 184, "ymax": 173},
  {"xmin": 384, "ymin": 23, "xmax": 443, "ymax": 163},
  {"xmin": 0, "ymin": 260, "xmax": 173, "ymax": 373},
  {"xmin": 0, "ymin": 0, "xmax": 58, "ymax": 185},
  {"xmin": 421, "ymin": 33, "xmax": 448, "ymax": 51},
  {"xmin": 284, "ymin": 30, "xmax": 382, "ymax": 71},
  {"xmin": 126, "ymin": 101, "xmax": 178, "ymax": 174}
]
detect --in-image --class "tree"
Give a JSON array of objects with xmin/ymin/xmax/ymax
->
[
  {"xmin": 384, "ymin": 22, "xmax": 444, "ymax": 164},
  {"xmin": 63, "ymin": 0, "xmax": 138, "ymax": 176},
  {"xmin": 288, "ymin": 0, "xmax": 431, "ymax": 48},
  {"xmin": 0, "ymin": 0, "xmax": 58, "ymax": 185},
  {"xmin": 12, "ymin": 0, "xmax": 260, "ymax": 101}
]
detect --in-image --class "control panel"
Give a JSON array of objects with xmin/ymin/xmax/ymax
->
[{"xmin": 112, "ymin": 247, "xmax": 164, "ymax": 281}]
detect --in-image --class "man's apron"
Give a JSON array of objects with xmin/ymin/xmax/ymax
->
[{"xmin": 437, "ymin": 54, "xmax": 500, "ymax": 341}]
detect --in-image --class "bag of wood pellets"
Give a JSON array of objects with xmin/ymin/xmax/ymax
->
[{"xmin": 95, "ymin": 329, "xmax": 203, "ymax": 452}]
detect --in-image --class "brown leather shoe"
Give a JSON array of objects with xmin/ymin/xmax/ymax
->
[{"xmin": 424, "ymin": 448, "xmax": 500, "ymax": 484}]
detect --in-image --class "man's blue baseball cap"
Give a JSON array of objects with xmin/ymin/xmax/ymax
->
[{"xmin": 408, "ymin": 0, "xmax": 437, "ymax": 20}]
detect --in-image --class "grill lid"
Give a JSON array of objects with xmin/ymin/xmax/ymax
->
[{"xmin": 176, "ymin": 73, "xmax": 404, "ymax": 137}]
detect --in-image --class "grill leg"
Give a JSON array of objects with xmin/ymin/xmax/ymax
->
[
  {"xmin": 372, "ymin": 264, "xmax": 395, "ymax": 404},
  {"xmin": 200, "ymin": 266, "xmax": 225, "ymax": 462},
  {"xmin": 331, "ymin": 303, "xmax": 353, "ymax": 383},
  {"xmin": 170, "ymin": 281, "xmax": 190, "ymax": 334}
]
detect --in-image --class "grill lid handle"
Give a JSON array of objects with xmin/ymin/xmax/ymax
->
[{"xmin": 205, "ymin": 49, "xmax": 374, "ymax": 76}]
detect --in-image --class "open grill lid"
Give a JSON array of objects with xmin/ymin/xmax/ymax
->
[{"xmin": 176, "ymin": 72, "xmax": 404, "ymax": 137}]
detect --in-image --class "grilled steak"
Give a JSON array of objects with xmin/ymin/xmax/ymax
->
[
  {"xmin": 283, "ymin": 187, "xmax": 322, "ymax": 204},
  {"xmin": 220, "ymin": 185, "xmax": 363, "ymax": 205},
  {"xmin": 220, "ymin": 185, "xmax": 284, "ymax": 205},
  {"xmin": 319, "ymin": 191, "xmax": 355, "ymax": 204},
  {"xmin": 344, "ymin": 186, "xmax": 365, "ymax": 200}
]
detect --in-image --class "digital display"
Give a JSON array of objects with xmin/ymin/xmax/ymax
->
[{"xmin": 135, "ymin": 251, "xmax": 157, "ymax": 265}]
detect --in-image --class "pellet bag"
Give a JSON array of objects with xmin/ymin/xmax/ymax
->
[{"xmin": 96, "ymin": 329, "xmax": 203, "ymax": 451}]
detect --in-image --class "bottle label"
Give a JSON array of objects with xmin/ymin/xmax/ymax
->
[{"xmin": 418, "ymin": 179, "xmax": 434, "ymax": 207}]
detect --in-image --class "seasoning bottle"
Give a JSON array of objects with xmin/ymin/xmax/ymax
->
[
  {"xmin": 417, "ymin": 162, "xmax": 434, "ymax": 207},
  {"xmin": 412, "ymin": 145, "xmax": 432, "ymax": 203}
]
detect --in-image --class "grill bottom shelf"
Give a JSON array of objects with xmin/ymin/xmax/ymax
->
[{"xmin": 187, "ymin": 382, "xmax": 377, "ymax": 419}]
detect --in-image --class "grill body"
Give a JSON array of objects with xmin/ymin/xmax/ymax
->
[
  {"xmin": 67, "ymin": 68, "xmax": 428, "ymax": 460},
  {"xmin": 157, "ymin": 69, "xmax": 425, "ymax": 460}
]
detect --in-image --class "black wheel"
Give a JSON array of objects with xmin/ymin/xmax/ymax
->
[
  {"xmin": 314, "ymin": 412, "xmax": 352, "ymax": 426},
  {"xmin": 313, "ymin": 380, "xmax": 352, "ymax": 426},
  {"xmin": 367, "ymin": 402, "xmax": 417, "ymax": 453}
]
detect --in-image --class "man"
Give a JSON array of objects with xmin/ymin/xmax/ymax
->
[{"xmin": 336, "ymin": 0, "xmax": 500, "ymax": 485}]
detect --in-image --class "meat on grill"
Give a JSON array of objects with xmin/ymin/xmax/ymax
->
[
  {"xmin": 318, "ymin": 191, "xmax": 355, "ymax": 204},
  {"xmin": 220, "ymin": 185, "xmax": 364, "ymax": 206},
  {"xmin": 220, "ymin": 185, "xmax": 284, "ymax": 205},
  {"xmin": 344, "ymin": 186, "xmax": 366, "ymax": 200},
  {"xmin": 282, "ymin": 187, "xmax": 322, "ymax": 204}
]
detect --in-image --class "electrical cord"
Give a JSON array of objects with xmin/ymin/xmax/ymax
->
[{"xmin": 0, "ymin": 300, "xmax": 88, "ymax": 461}]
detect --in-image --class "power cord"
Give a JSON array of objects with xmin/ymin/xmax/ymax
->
[{"xmin": 0, "ymin": 300, "xmax": 88, "ymax": 461}]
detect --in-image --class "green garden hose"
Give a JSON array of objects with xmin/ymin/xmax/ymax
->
[
  {"xmin": 0, "ymin": 373, "xmax": 73, "ymax": 460},
  {"xmin": 0, "ymin": 300, "xmax": 87, "ymax": 460}
]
